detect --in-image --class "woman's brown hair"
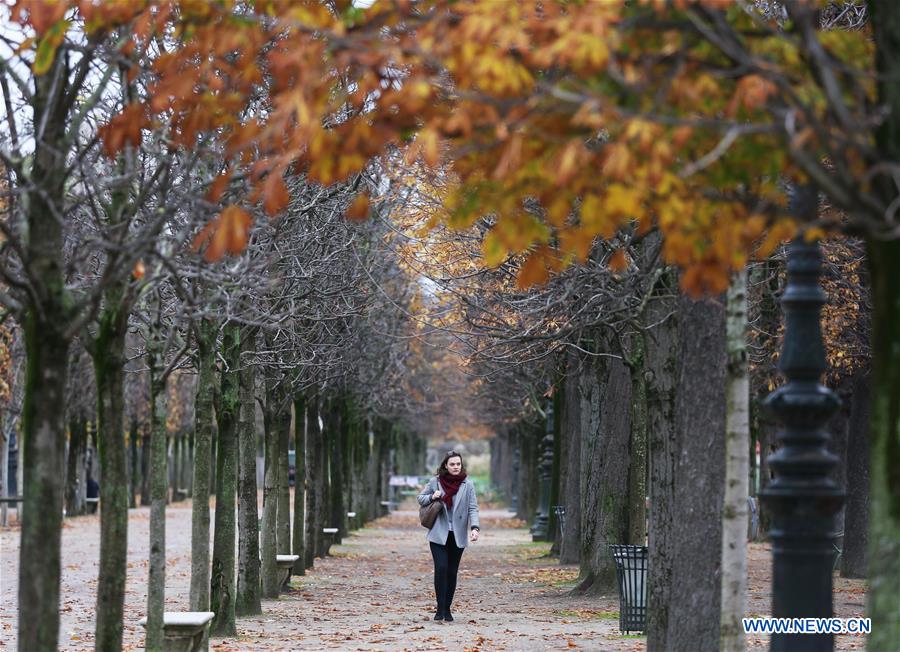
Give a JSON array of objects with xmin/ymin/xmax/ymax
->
[{"xmin": 436, "ymin": 450, "xmax": 466, "ymax": 477}]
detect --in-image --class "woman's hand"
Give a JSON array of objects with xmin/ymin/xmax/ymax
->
[
  {"xmin": 470, "ymin": 528, "xmax": 480, "ymax": 542},
  {"xmin": 432, "ymin": 490, "xmax": 442, "ymax": 501}
]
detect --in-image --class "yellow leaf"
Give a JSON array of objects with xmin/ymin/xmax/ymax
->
[{"xmin": 482, "ymin": 231, "xmax": 507, "ymax": 267}]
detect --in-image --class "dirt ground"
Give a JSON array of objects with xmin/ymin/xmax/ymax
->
[{"xmin": 0, "ymin": 498, "xmax": 868, "ymax": 651}]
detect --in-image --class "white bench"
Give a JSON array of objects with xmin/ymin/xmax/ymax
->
[
  {"xmin": 347, "ymin": 511, "xmax": 357, "ymax": 529},
  {"xmin": 85, "ymin": 497, "xmax": 100, "ymax": 514},
  {"xmin": 276, "ymin": 554, "xmax": 300, "ymax": 589},
  {"xmin": 139, "ymin": 611, "xmax": 214, "ymax": 652},
  {"xmin": 0, "ymin": 496, "xmax": 23, "ymax": 527},
  {"xmin": 322, "ymin": 527, "xmax": 339, "ymax": 556}
]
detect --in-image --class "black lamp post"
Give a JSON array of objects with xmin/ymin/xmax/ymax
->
[
  {"xmin": 531, "ymin": 401, "xmax": 554, "ymax": 541},
  {"xmin": 760, "ymin": 185, "xmax": 845, "ymax": 651}
]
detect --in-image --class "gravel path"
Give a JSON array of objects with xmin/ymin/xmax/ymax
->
[
  {"xmin": 0, "ymin": 497, "xmax": 868, "ymax": 650},
  {"xmin": 0, "ymin": 499, "xmax": 635, "ymax": 651}
]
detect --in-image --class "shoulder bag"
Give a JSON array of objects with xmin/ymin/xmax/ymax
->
[{"xmin": 419, "ymin": 487, "xmax": 443, "ymax": 529}]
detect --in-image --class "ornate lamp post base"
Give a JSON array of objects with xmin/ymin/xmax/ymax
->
[{"xmin": 760, "ymin": 214, "xmax": 845, "ymax": 651}]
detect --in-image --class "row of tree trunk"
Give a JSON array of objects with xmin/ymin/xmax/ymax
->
[
  {"xmin": 60, "ymin": 421, "xmax": 195, "ymax": 518},
  {"xmin": 489, "ymin": 273, "xmax": 872, "ymax": 651}
]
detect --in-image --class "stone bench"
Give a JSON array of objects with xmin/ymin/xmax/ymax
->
[
  {"xmin": 276, "ymin": 554, "xmax": 300, "ymax": 589},
  {"xmin": 85, "ymin": 496, "xmax": 100, "ymax": 514},
  {"xmin": 0, "ymin": 496, "xmax": 22, "ymax": 527},
  {"xmin": 379, "ymin": 500, "xmax": 398, "ymax": 513},
  {"xmin": 322, "ymin": 527, "xmax": 339, "ymax": 556},
  {"xmin": 139, "ymin": 611, "xmax": 215, "ymax": 652}
]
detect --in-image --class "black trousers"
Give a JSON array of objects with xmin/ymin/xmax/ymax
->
[{"xmin": 430, "ymin": 531, "xmax": 465, "ymax": 614}]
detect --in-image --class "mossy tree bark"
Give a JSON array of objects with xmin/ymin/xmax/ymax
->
[
  {"xmin": 276, "ymin": 394, "xmax": 292, "ymax": 554},
  {"xmin": 559, "ymin": 351, "xmax": 582, "ymax": 565},
  {"xmin": 627, "ymin": 333, "xmax": 648, "ymax": 546},
  {"xmin": 145, "ymin": 319, "xmax": 169, "ymax": 652},
  {"xmin": 644, "ymin": 277, "xmax": 679, "ymax": 651},
  {"xmin": 863, "ymin": 4, "xmax": 900, "ymax": 645},
  {"xmin": 19, "ymin": 320, "xmax": 69, "ymax": 652},
  {"xmin": 292, "ymin": 396, "xmax": 307, "ymax": 576},
  {"xmin": 17, "ymin": 48, "xmax": 73, "ymax": 652},
  {"xmin": 260, "ymin": 373, "xmax": 285, "ymax": 598},
  {"xmin": 548, "ymin": 384, "xmax": 563, "ymax": 556},
  {"xmin": 128, "ymin": 421, "xmax": 139, "ymax": 509},
  {"xmin": 864, "ymin": 239, "xmax": 900, "ymax": 648},
  {"xmin": 325, "ymin": 399, "xmax": 345, "ymax": 544},
  {"xmin": 648, "ymin": 294, "xmax": 726, "ymax": 652},
  {"xmin": 575, "ymin": 342, "xmax": 632, "ymax": 595},
  {"xmin": 236, "ymin": 328, "xmax": 261, "ymax": 616},
  {"xmin": 65, "ymin": 418, "xmax": 87, "ymax": 517},
  {"xmin": 189, "ymin": 318, "xmax": 217, "ymax": 612},
  {"xmin": 304, "ymin": 395, "xmax": 323, "ymax": 568},
  {"xmin": 840, "ymin": 371, "xmax": 869, "ymax": 579},
  {"xmin": 210, "ymin": 321, "xmax": 240, "ymax": 636},
  {"xmin": 92, "ymin": 304, "xmax": 130, "ymax": 652}
]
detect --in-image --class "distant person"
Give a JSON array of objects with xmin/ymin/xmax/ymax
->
[
  {"xmin": 417, "ymin": 450, "xmax": 480, "ymax": 622},
  {"xmin": 86, "ymin": 476, "xmax": 100, "ymax": 514}
]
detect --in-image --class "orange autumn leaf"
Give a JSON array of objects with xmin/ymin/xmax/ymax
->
[
  {"xmin": 206, "ymin": 169, "xmax": 233, "ymax": 204},
  {"xmin": 517, "ymin": 250, "xmax": 549, "ymax": 289},
  {"xmin": 192, "ymin": 205, "xmax": 252, "ymax": 262},
  {"xmin": 99, "ymin": 103, "xmax": 147, "ymax": 158},
  {"xmin": 608, "ymin": 248, "xmax": 628, "ymax": 272},
  {"xmin": 346, "ymin": 193, "xmax": 370, "ymax": 221},
  {"xmin": 262, "ymin": 172, "xmax": 290, "ymax": 216}
]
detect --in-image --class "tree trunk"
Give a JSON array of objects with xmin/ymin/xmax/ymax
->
[
  {"xmin": 548, "ymin": 387, "xmax": 563, "ymax": 555},
  {"xmin": 17, "ymin": 48, "xmax": 72, "ymax": 652},
  {"xmin": 65, "ymin": 418, "xmax": 87, "ymax": 517},
  {"xmin": 840, "ymin": 371, "xmax": 869, "ymax": 579},
  {"xmin": 93, "ymin": 323, "xmax": 129, "ymax": 652},
  {"xmin": 236, "ymin": 329, "xmax": 261, "ymax": 616},
  {"xmin": 141, "ymin": 433, "xmax": 151, "ymax": 507},
  {"xmin": 260, "ymin": 379, "xmax": 283, "ymax": 598},
  {"xmin": 18, "ymin": 323, "xmax": 69, "ymax": 652},
  {"xmin": 575, "ymin": 346, "xmax": 632, "ymax": 595},
  {"xmin": 304, "ymin": 396, "xmax": 322, "ymax": 568},
  {"xmin": 863, "ymin": 238, "xmax": 900, "ymax": 648},
  {"xmin": 648, "ymin": 293, "xmax": 726, "ymax": 652},
  {"xmin": 628, "ymin": 335, "xmax": 648, "ymax": 546},
  {"xmin": 128, "ymin": 422, "xmax": 139, "ymax": 509},
  {"xmin": 560, "ymin": 351, "xmax": 582, "ymax": 565},
  {"xmin": 145, "ymin": 346, "xmax": 168, "ymax": 652},
  {"xmin": 292, "ymin": 397, "xmax": 307, "ymax": 576},
  {"xmin": 644, "ymin": 275, "xmax": 679, "ymax": 648},
  {"xmin": 210, "ymin": 322, "xmax": 239, "ymax": 636},
  {"xmin": 328, "ymin": 400, "xmax": 345, "ymax": 544},
  {"xmin": 720, "ymin": 270, "xmax": 750, "ymax": 652},
  {"xmin": 277, "ymin": 399, "xmax": 292, "ymax": 554},
  {"xmin": 189, "ymin": 319, "xmax": 217, "ymax": 613},
  {"xmin": 858, "ymin": 7, "xmax": 900, "ymax": 645}
]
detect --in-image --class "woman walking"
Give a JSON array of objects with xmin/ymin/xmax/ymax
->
[{"xmin": 418, "ymin": 451, "xmax": 481, "ymax": 622}]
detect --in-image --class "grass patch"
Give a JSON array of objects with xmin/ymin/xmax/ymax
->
[
  {"xmin": 502, "ymin": 566, "xmax": 579, "ymax": 587},
  {"xmin": 554, "ymin": 608, "xmax": 619, "ymax": 620}
]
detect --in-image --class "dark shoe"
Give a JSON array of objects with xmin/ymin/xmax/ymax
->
[
  {"xmin": 434, "ymin": 611, "xmax": 444, "ymax": 621},
  {"xmin": 444, "ymin": 611, "xmax": 454, "ymax": 622}
]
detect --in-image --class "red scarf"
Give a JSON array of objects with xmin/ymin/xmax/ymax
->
[{"xmin": 438, "ymin": 472, "xmax": 467, "ymax": 508}]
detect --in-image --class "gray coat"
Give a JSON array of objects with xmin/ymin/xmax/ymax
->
[{"xmin": 417, "ymin": 476, "xmax": 480, "ymax": 549}]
